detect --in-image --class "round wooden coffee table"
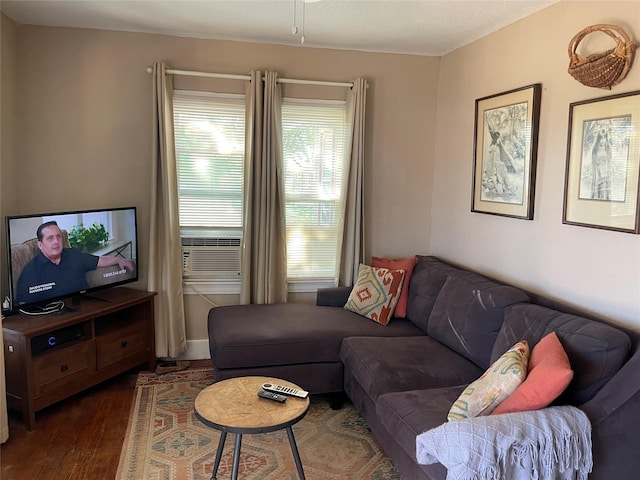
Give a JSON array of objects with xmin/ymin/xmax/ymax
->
[{"xmin": 194, "ymin": 376, "xmax": 310, "ymax": 480}]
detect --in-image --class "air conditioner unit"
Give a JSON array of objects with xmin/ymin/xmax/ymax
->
[{"xmin": 182, "ymin": 237, "xmax": 241, "ymax": 278}]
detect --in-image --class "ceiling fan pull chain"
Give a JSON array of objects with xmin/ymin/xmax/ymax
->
[
  {"xmin": 291, "ymin": 0, "xmax": 298, "ymax": 35},
  {"xmin": 301, "ymin": 0, "xmax": 306, "ymax": 44}
]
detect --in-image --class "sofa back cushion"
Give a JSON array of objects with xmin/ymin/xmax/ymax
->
[
  {"xmin": 405, "ymin": 256, "xmax": 459, "ymax": 333},
  {"xmin": 427, "ymin": 274, "xmax": 530, "ymax": 369},
  {"xmin": 492, "ymin": 304, "xmax": 632, "ymax": 405}
]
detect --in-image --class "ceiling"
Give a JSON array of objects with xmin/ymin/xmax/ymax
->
[{"xmin": 0, "ymin": 0, "xmax": 559, "ymax": 56}]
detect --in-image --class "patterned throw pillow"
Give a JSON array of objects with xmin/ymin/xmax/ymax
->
[
  {"xmin": 371, "ymin": 256, "xmax": 418, "ymax": 318},
  {"xmin": 344, "ymin": 264, "xmax": 405, "ymax": 325},
  {"xmin": 448, "ymin": 340, "xmax": 529, "ymax": 421}
]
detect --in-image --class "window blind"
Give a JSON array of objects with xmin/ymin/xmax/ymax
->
[
  {"xmin": 282, "ymin": 99, "xmax": 349, "ymax": 278},
  {"xmin": 173, "ymin": 91, "xmax": 246, "ymax": 230}
]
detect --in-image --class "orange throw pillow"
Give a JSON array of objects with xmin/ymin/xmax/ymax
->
[
  {"xmin": 492, "ymin": 331, "xmax": 573, "ymax": 415},
  {"xmin": 371, "ymin": 256, "xmax": 417, "ymax": 318}
]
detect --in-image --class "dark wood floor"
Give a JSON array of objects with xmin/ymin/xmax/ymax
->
[{"xmin": 1, "ymin": 360, "xmax": 210, "ymax": 480}]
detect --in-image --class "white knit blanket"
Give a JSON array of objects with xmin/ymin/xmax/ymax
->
[{"xmin": 416, "ymin": 406, "xmax": 592, "ymax": 480}]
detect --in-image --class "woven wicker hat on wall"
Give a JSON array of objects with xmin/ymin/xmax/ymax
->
[{"xmin": 568, "ymin": 24, "xmax": 637, "ymax": 90}]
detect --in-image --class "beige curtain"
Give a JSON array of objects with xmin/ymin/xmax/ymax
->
[
  {"xmin": 149, "ymin": 62, "xmax": 187, "ymax": 358},
  {"xmin": 337, "ymin": 78, "xmax": 368, "ymax": 287},
  {"xmin": 240, "ymin": 71, "xmax": 288, "ymax": 304}
]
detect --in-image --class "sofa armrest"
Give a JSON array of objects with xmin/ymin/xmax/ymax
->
[
  {"xmin": 579, "ymin": 346, "xmax": 640, "ymax": 478},
  {"xmin": 316, "ymin": 287, "xmax": 352, "ymax": 307},
  {"xmin": 580, "ymin": 346, "xmax": 640, "ymax": 425}
]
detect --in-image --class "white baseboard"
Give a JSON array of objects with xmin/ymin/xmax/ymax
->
[{"xmin": 172, "ymin": 339, "xmax": 211, "ymax": 361}]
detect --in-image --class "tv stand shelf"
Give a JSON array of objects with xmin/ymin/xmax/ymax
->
[{"xmin": 2, "ymin": 287, "xmax": 156, "ymax": 430}]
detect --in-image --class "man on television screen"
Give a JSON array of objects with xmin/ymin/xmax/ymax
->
[{"xmin": 16, "ymin": 221, "xmax": 135, "ymax": 304}]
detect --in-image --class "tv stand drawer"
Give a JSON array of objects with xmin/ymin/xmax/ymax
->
[
  {"xmin": 33, "ymin": 342, "xmax": 93, "ymax": 396},
  {"xmin": 96, "ymin": 322, "xmax": 148, "ymax": 369}
]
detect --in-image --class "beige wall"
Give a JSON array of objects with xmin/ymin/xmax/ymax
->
[
  {"xmin": 432, "ymin": 1, "xmax": 640, "ymax": 328},
  {"xmin": 1, "ymin": 14, "xmax": 18, "ymax": 299},
  {"xmin": 0, "ymin": 20, "xmax": 438, "ymax": 342},
  {"xmin": 1, "ymin": 13, "xmax": 18, "ymax": 443}
]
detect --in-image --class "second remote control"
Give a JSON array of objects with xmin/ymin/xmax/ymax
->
[
  {"xmin": 257, "ymin": 389, "xmax": 287, "ymax": 402},
  {"xmin": 262, "ymin": 383, "xmax": 309, "ymax": 398}
]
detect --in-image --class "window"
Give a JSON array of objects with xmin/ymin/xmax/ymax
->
[
  {"xmin": 173, "ymin": 91, "xmax": 245, "ymax": 285},
  {"xmin": 173, "ymin": 91, "xmax": 349, "ymax": 288},
  {"xmin": 282, "ymin": 99, "xmax": 349, "ymax": 280},
  {"xmin": 173, "ymin": 91, "xmax": 246, "ymax": 232}
]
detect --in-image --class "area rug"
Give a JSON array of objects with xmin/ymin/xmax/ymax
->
[{"xmin": 116, "ymin": 368, "xmax": 402, "ymax": 480}]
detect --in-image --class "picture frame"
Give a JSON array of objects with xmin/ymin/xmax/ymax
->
[
  {"xmin": 472, "ymin": 84, "xmax": 541, "ymax": 219},
  {"xmin": 563, "ymin": 90, "xmax": 640, "ymax": 234}
]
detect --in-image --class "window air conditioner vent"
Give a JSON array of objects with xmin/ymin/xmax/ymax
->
[
  {"xmin": 182, "ymin": 237, "xmax": 241, "ymax": 277},
  {"xmin": 181, "ymin": 237, "xmax": 241, "ymax": 247}
]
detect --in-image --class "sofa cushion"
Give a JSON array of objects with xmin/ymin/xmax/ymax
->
[
  {"xmin": 344, "ymin": 264, "xmax": 405, "ymax": 325},
  {"xmin": 376, "ymin": 386, "xmax": 466, "ymax": 468},
  {"xmin": 371, "ymin": 256, "xmax": 418, "ymax": 318},
  {"xmin": 492, "ymin": 304, "xmax": 632, "ymax": 405},
  {"xmin": 492, "ymin": 331, "xmax": 574, "ymax": 415},
  {"xmin": 340, "ymin": 336, "xmax": 483, "ymax": 402},
  {"xmin": 427, "ymin": 274, "xmax": 530, "ymax": 369},
  {"xmin": 405, "ymin": 256, "xmax": 457, "ymax": 333},
  {"xmin": 208, "ymin": 303, "xmax": 424, "ymax": 370},
  {"xmin": 448, "ymin": 340, "xmax": 529, "ymax": 420}
]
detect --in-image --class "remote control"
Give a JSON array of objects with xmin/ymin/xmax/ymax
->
[
  {"xmin": 262, "ymin": 383, "xmax": 309, "ymax": 398},
  {"xmin": 257, "ymin": 389, "xmax": 287, "ymax": 403}
]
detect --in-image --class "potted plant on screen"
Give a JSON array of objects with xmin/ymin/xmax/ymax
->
[{"xmin": 68, "ymin": 223, "xmax": 109, "ymax": 252}]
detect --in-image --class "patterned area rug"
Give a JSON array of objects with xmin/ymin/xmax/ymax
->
[{"xmin": 116, "ymin": 368, "xmax": 402, "ymax": 479}]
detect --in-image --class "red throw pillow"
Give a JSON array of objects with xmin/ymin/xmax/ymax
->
[
  {"xmin": 492, "ymin": 331, "xmax": 573, "ymax": 415},
  {"xmin": 371, "ymin": 256, "xmax": 417, "ymax": 318}
]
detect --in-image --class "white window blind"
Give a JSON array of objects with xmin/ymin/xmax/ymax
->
[
  {"xmin": 282, "ymin": 99, "xmax": 349, "ymax": 279},
  {"xmin": 173, "ymin": 91, "xmax": 245, "ymax": 230}
]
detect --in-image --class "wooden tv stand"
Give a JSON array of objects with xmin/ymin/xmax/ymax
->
[{"xmin": 2, "ymin": 287, "xmax": 156, "ymax": 430}]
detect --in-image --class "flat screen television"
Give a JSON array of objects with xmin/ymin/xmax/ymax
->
[{"xmin": 5, "ymin": 206, "xmax": 138, "ymax": 314}]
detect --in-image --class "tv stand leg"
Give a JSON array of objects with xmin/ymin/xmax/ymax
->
[{"xmin": 25, "ymin": 410, "xmax": 36, "ymax": 432}]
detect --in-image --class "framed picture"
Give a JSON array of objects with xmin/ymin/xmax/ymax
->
[
  {"xmin": 563, "ymin": 90, "xmax": 640, "ymax": 234},
  {"xmin": 472, "ymin": 84, "xmax": 541, "ymax": 219}
]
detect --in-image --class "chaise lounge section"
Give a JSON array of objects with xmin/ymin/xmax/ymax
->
[
  {"xmin": 208, "ymin": 300, "xmax": 425, "ymax": 395},
  {"xmin": 207, "ymin": 256, "xmax": 640, "ymax": 479}
]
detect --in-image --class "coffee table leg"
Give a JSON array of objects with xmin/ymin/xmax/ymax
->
[
  {"xmin": 211, "ymin": 430, "xmax": 227, "ymax": 480},
  {"xmin": 286, "ymin": 426, "xmax": 306, "ymax": 480},
  {"xmin": 231, "ymin": 433, "xmax": 243, "ymax": 480}
]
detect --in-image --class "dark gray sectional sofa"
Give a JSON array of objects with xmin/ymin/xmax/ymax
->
[{"xmin": 208, "ymin": 255, "xmax": 640, "ymax": 479}]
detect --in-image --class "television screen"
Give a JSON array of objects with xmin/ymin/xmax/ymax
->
[{"xmin": 6, "ymin": 206, "xmax": 138, "ymax": 312}]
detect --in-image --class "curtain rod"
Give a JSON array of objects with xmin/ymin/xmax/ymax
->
[{"xmin": 146, "ymin": 66, "xmax": 353, "ymax": 88}]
